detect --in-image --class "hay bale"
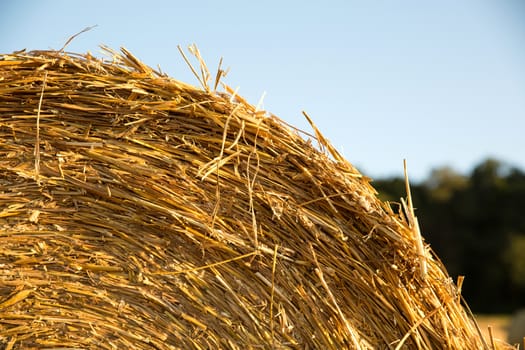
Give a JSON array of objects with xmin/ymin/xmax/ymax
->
[{"xmin": 0, "ymin": 47, "xmax": 511, "ymax": 349}]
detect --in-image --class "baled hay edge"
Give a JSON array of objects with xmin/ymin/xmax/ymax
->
[{"xmin": 0, "ymin": 48, "xmax": 512, "ymax": 349}]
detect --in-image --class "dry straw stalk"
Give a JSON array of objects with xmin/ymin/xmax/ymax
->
[{"xmin": 0, "ymin": 47, "xmax": 514, "ymax": 349}]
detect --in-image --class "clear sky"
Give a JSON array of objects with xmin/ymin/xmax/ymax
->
[{"xmin": 1, "ymin": 1, "xmax": 524, "ymax": 182}]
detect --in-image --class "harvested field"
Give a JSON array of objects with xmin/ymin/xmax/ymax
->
[
  {"xmin": 475, "ymin": 315, "xmax": 511, "ymax": 346},
  {"xmin": 0, "ymin": 47, "xmax": 515, "ymax": 349}
]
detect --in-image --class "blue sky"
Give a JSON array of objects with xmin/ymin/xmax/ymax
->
[{"xmin": 1, "ymin": 1, "xmax": 524, "ymax": 182}]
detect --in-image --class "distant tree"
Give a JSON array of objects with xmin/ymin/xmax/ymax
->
[
  {"xmin": 424, "ymin": 166, "xmax": 468, "ymax": 202},
  {"xmin": 470, "ymin": 158, "xmax": 507, "ymax": 190},
  {"xmin": 373, "ymin": 177, "xmax": 406, "ymax": 202},
  {"xmin": 506, "ymin": 234, "xmax": 525, "ymax": 288}
]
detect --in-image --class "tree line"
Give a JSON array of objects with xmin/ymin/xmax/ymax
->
[{"xmin": 373, "ymin": 158, "xmax": 525, "ymax": 313}]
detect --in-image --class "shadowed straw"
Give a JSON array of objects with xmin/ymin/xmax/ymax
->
[{"xmin": 0, "ymin": 47, "xmax": 515, "ymax": 349}]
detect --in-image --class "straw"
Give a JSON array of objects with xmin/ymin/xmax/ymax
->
[{"xmin": 0, "ymin": 47, "xmax": 515, "ymax": 349}]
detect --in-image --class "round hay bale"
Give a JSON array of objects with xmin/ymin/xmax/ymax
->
[{"xmin": 0, "ymin": 47, "xmax": 510, "ymax": 349}]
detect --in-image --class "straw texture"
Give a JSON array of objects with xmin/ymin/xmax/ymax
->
[{"xmin": 0, "ymin": 48, "xmax": 511, "ymax": 349}]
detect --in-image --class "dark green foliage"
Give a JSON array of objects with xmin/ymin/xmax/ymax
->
[{"xmin": 373, "ymin": 158, "xmax": 525, "ymax": 313}]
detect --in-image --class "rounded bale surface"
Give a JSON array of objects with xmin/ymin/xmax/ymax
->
[{"xmin": 0, "ymin": 48, "xmax": 511, "ymax": 349}]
